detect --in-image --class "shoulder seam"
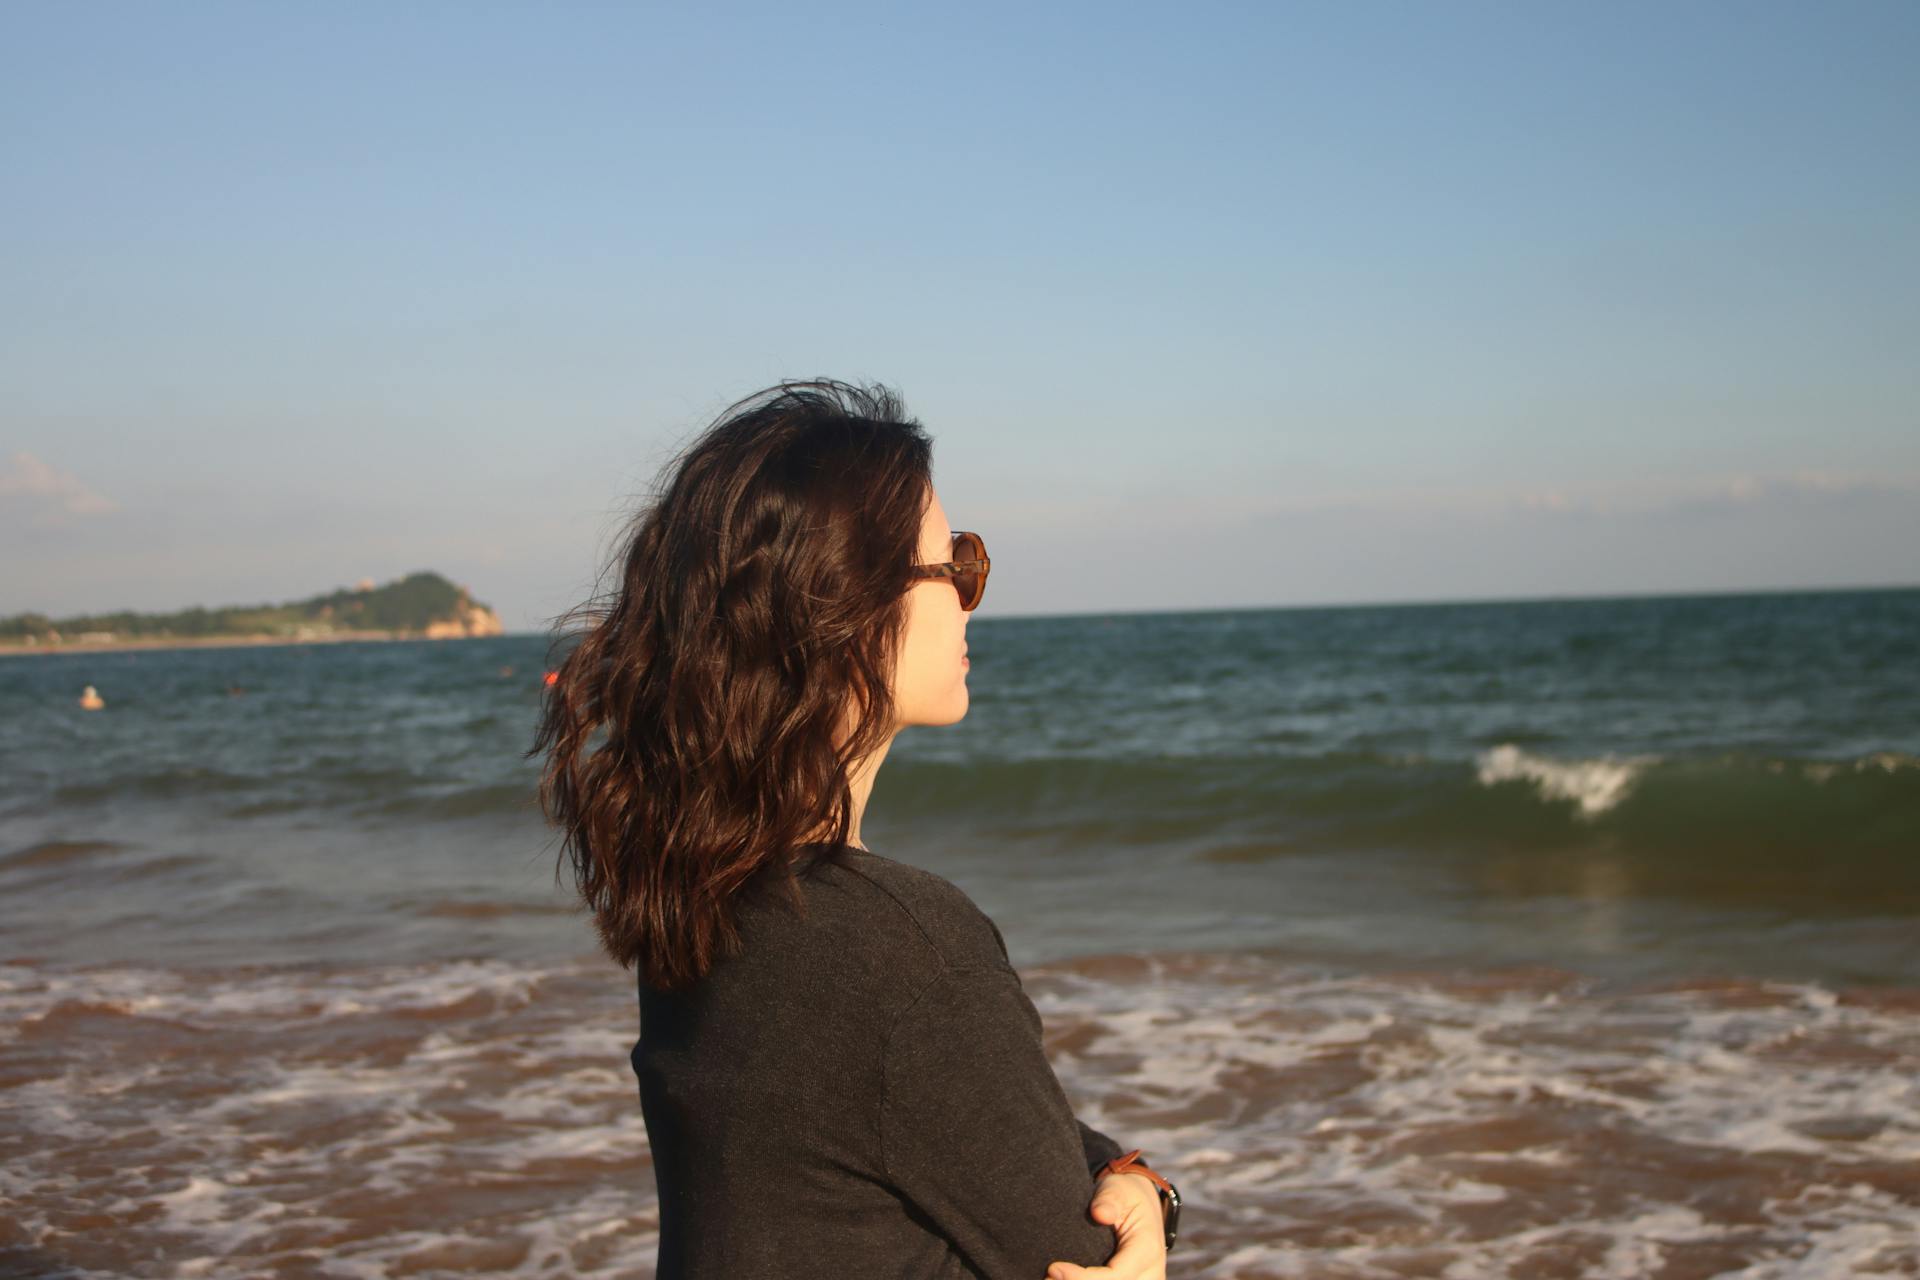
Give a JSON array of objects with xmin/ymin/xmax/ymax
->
[
  {"xmin": 833, "ymin": 855, "xmax": 980, "ymax": 969},
  {"xmin": 835, "ymin": 859, "xmax": 1018, "ymax": 1184},
  {"xmin": 878, "ymin": 965, "xmax": 1020, "ymax": 1185}
]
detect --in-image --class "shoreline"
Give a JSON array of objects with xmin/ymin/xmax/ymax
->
[{"xmin": 0, "ymin": 630, "xmax": 511, "ymax": 658}]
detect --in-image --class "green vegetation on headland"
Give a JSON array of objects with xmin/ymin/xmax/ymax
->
[{"xmin": 0, "ymin": 571, "xmax": 505, "ymax": 651}]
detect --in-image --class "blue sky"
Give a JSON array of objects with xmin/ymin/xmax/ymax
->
[{"xmin": 5, "ymin": 0, "xmax": 1916, "ymax": 629}]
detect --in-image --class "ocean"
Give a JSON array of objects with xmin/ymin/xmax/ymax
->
[{"xmin": 3, "ymin": 586, "xmax": 1917, "ymax": 1278}]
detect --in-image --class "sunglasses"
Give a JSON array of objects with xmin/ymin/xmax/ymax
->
[{"xmin": 908, "ymin": 530, "xmax": 991, "ymax": 611}]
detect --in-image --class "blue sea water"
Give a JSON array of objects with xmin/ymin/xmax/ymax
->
[{"xmin": 2, "ymin": 585, "xmax": 1916, "ymax": 986}]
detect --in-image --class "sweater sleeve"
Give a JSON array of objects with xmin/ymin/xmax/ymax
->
[
  {"xmin": 881, "ymin": 965, "xmax": 1119, "ymax": 1278},
  {"xmin": 980, "ymin": 918, "xmax": 1131, "ymax": 1179},
  {"xmin": 1076, "ymin": 1118, "xmax": 1127, "ymax": 1177}
]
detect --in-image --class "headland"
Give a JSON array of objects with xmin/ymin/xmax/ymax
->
[{"xmin": 0, "ymin": 570, "xmax": 506, "ymax": 656}]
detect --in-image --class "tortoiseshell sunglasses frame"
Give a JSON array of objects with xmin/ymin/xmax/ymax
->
[{"xmin": 908, "ymin": 530, "xmax": 991, "ymax": 611}]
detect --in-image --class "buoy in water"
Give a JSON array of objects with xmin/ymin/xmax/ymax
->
[
  {"xmin": 78, "ymin": 685, "xmax": 105, "ymax": 711},
  {"xmin": 543, "ymin": 671, "xmax": 560, "ymax": 687}
]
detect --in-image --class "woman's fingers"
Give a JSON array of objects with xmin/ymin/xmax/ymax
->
[
  {"xmin": 1050, "ymin": 1227, "xmax": 1167, "ymax": 1280},
  {"xmin": 1049, "ymin": 1171, "xmax": 1168, "ymax": 1280},
  {"xmin": 1046, "ymin": 1262, "xmax": 1168, "ymax": 1280},
  {"xmin": 1049, "ymin": 1169, "xmax": 1167, "ymax": 1280}
]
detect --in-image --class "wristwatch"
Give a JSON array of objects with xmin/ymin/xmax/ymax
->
[{"xmin": 1096, "ymin": 1148, "xmax": 1181, "ymax": 1251}]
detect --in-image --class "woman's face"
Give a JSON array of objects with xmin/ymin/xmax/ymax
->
[{"xmin": 891, "ymin": 486, "xmax": 972, "ymax": 728}]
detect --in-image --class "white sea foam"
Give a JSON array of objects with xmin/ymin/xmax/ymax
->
[
  {"xmin": 1474, "ymin": 742, "xmax": 1654, "ymax": 817},
  {"xmin": 1801, "ymin": 749, "xmax": 1920, "ymax": 782},
  {"xmin": 1029, "ymin": 951, "xmax": 1920, "ymax": 1278},
  {"xmin": 5, "ymin": 952, "xmax": 1920, "ymax": 1277}
]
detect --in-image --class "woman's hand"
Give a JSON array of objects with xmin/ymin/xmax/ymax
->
[{"xmin": 1046, "ymin": 1170, "xmax": 1167, "ymax": 1280}]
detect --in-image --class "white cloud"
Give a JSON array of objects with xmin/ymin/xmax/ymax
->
[{"xmin": 0, "ymin": 451, "xmax": 118, "ymax": 519}]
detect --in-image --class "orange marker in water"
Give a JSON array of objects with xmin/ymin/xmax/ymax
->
[{"xmin": 544, "ymin": 671, "xmax": 560, "ymax": 686}]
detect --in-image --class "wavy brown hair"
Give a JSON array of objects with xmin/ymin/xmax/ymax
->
[{"xmin": 530, "ymin": 379, "xmax": 935, "ymax": 991}]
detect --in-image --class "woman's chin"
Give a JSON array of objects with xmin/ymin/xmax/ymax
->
[{"xmin": 936, "ymin": 687, "xmax": 970, "ymax": 725}]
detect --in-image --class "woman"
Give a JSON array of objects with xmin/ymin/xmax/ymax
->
[{"xmin": 533, "ymin": 380, "xmax": 1178, "ymax": 1278}]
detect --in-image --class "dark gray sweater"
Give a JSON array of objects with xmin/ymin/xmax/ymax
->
[{"xmin": 632, "ymin": 842, "xmax": 1131, "ymax": 1278}]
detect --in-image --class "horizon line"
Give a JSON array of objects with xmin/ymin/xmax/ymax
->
[{"xmin": 499, "ymin": 578, "xmax": 1918, "ymax": 634}]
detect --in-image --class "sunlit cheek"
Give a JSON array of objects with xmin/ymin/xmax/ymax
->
[{"xmin": 896, "ymin": 655, "xmax": 966, "ymax": 727}]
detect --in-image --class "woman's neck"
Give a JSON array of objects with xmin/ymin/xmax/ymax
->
[{"xmin": 823, "ymin": 728, "xmax": 894, "ymax": 852}]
